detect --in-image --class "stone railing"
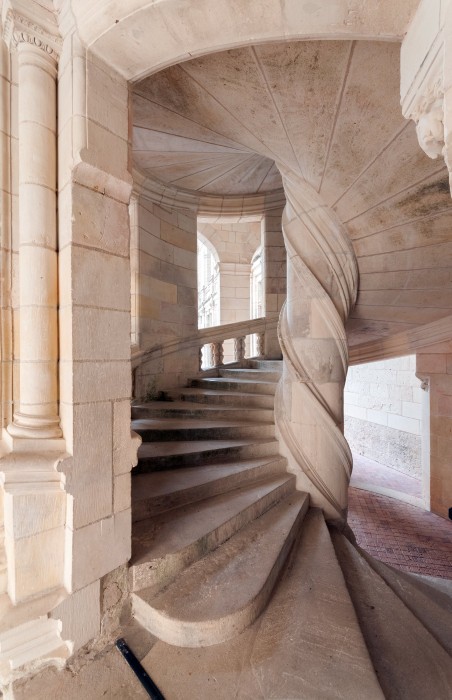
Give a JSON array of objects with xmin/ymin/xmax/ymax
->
[{"xmin": 131, "ymin": 316, "xmax": 279, "ymax": 396}]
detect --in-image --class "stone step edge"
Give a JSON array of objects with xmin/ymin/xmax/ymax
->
[
  {"xmin": 132, "ymin": 492, "xmax": 309, "ymax": 647},
  {"xmin": 130, "ymin": 475, "xmax": 296, "ymax": 593}
]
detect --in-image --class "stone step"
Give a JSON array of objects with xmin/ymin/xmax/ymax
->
[
  {"xmin": 131, "ymin": 401, "xmax": 274, "ymax": 423},
  {"xmin": 174, "ymin": 388, "xmax": 275, "ymax": 409},
  {"xmin": 133, "ymin": 492, "xmax": 309, "ymax": 647},
  {"xmin": 246, "ymin": 359, "xmax": 283, "ymax": 371},
  {"xmin": 358, "ymin": 550, "xmax": 452, "ymax": 656},
  {"xmin": 135, "ymin": 437, "xmax": 280, "ymax": 472},
  {"xmin": 190, "ymin": 377, "xmax": 277, "ymax": 395},
  {"xmin": 132, "ymin": 418, "xmax": 275, "ymax": 443},
  {"xmin": 140, "ymin": 510, "xmax": 383, "ymax": 699},
  {"xmin": 130, "ymin": 474, "xmax": 296, "ymax": 592},
  {"xmin": 218, "ymin": 368, "xmax": 281, "ymax": 382},
  {"xmin": 331, "ymin": 531, "xmax": 452, "ymax": 699},
  {"xmin": 132, "ymin": 456, "xmax": 288, "ymax": 520}
]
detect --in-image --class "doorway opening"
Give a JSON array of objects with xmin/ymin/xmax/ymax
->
[{"xmin": 344, "ymin": 355, "xmax": 428, "ymax": 509}]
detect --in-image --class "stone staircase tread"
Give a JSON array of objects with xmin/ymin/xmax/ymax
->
[
  {"xmin": 138, "ymin": 438, "xmax": 279, "ymax": 459},
  {"xmin": 141, "ymin": 509, "xmax": 383, "ymax": 698},
  {"xmin": 132, "ymin": 418, "xmax": 273, "ymax": 430},
  {"xmin": 133, "ymin": 400, "xmax": 273, "ymax": 412},
  {"xmin": 133, "ymin": 492, "xmax": 309, "ymax": 646},
  {"xmin": 131, "ymin": 475, "xmax": 295, "ymax": 565},
  {"xmin": 178, "ymin": 388, "xmax": 274, "ymax": 398},
  {"xmin": 195, "ymin": 378, "xmax": 276, "ymax": 386},
  {"xmin": 331, "ymin": 531, "xmax": 452, "ymax": 698},
  {"xmin": 132, "ymin": 456, "xmax": 288, "ymax": 502}
]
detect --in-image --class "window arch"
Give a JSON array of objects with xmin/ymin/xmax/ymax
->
[{"xmin": 197, "ymin": 233, "xmax": 220, "ymax": 328}]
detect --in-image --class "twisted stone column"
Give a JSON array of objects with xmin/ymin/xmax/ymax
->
[{"xmin": 275, "ymin": 169, "xmax": 358, "ymax": 524}]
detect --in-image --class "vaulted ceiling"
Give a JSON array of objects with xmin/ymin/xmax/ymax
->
[{"xmin": 132, "ymin": 40, "xmax": 452, "ymax": 348}]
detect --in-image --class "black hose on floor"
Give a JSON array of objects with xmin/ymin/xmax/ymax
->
[{"xmin": 116, "ymin": 637, "xmax": 166, "ymax": 699}]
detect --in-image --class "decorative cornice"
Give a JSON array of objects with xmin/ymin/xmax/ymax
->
[
  {"xmin": 132, "ymin": 168, "xmax": 286, "ymax": 218},
  {"xmin": 3, "ymin": 9, "xmax": 62, "ymax": 59}
]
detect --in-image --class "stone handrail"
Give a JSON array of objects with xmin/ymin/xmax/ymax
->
[{"xmin": 132, "ymin": 316, "xmax": 278, "ymax": 377}]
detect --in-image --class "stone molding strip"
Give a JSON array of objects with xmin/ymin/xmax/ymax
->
[
  {"xmin": 349, "ymin": 313, "xmax": 452, "ymax": 365},
  {"xmin": 133, "ymin": 168, "xmax": 286, "ymax": 217}
]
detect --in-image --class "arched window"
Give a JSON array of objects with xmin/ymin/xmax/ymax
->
[
  {"xmin": 197, "ymin": 234, "xmax": 220, "ymax": 328},
  {"xmin": 250, "ymin": 246, "xmax": 263, "ymax": 319}
]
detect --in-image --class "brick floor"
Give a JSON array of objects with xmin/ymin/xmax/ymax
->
[{"xmin": 348, "ymin": 487, "xmax": 452, "ymax": 580}]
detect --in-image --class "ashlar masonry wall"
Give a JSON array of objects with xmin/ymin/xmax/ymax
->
[
  {"xmin": 345, "ymin": 355, "xmax": 423, "ymax": 477},
  {"xmin": 131, "ymin": 195, "xmax": 198, "ymax": 397}
]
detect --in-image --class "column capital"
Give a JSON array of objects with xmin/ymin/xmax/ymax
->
[{"xmin": 2, "ymin": 6, "xmax": 62, "ymax": 60}]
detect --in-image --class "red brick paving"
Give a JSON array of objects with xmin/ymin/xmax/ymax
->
[{"xmin": 348, "ymin": 487, "xmax": 452, "ymax": 580}]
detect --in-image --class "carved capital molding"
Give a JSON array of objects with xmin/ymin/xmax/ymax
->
[{"xmin": 3, "ymin": 9, "xmax": 62, "ymax": 60}]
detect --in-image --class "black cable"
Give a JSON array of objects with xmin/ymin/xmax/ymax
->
[{"xmin": 115, "ymin": 637, "xmax": 166, "ymax": 700}]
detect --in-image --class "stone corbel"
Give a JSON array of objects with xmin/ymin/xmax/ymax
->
[{"xmin": 402, "ymin": 50, "xmax": 446, "ymax": 162}]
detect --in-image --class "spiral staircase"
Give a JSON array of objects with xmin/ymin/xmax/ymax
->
[
  {"xmin": 130, "ymin": 359, "xmax": 452, "ymax": 699},
  {"xmin": 127, "ymin": 37, "xmax": 452, "ymax": 699}
]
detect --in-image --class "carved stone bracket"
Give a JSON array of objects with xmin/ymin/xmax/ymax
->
[{"xmin": 413, "ymin": 82, "xmax": 445, "ymax": 160}]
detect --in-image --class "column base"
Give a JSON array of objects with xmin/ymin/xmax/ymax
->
[
  {"xmin": 7, "ymin": 412, "xmax": 62, "ymax": 442},
  {"xmin": 0, "ymin": 617, "xmax": 70, "ymax": 687}
]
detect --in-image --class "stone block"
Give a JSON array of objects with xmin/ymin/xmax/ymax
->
[
  {"xmin": 83, "ymin": 118, "xmax": 128, "ymax": 183},
  {"xmin": 70, "ymin": 402, "xmax": 113, "ymax": 529},
  {"xmin": 4, "ymin": 490, "xmax": 66, "ymax": 540},
  {"xmin": 387, "ymin": 413, "xmax": 420, "ymax": 435},
  {"xmin": 173, "ymin": 247, "xmax": 196, "ymax": 270},
  {"xmin": 138, "ymin": 206, "xmax": 161, "ymax": 236},
  {"xmin": 72, "ymin": 307, "xmax": 130, "ymax": 361},
  {"xmin": 113, "ymin": 400, "xmax": 140, "ymax": 476},
  {"xmin": 417, "ymin": 353, "xmax": 447, "ymax": 374},
  {"xmin": 71, "ymin": 247, "xmax": 131, "ymax": 311},
  {"xmin": 8, "ymin": 527, "xmax": 65, "ymax": 602},
  {"xmin": 366, "ymin": 409, "xmax": 388, "ymax": 427},
  {"xmin": 72, "ymin": 361, "xmax": 130, "ymax": 403},
  {"xmin": 70, "ymin": 184, "xmax": 130, "ymax": 257},
  {"xmin": 140, "ymin": 275, "xmax": 177, "ymax": 304},
  {"xmin": 86, "ymin": 58, "xmax": 128, "ymax": 141},
  {"xmin": 71, "ymin": 509, "xmax": 131, "ymax": 591},
  {"xmin": 51, "ymin": 580, "xmax": 101, "ymax": 652},
  {"xmin": 114, "ymin": 473, "xmax": 131, "ymax": 513},
  {"xmin": 402, "ymin": 400, "xmax": 422, "ymax": 420},
  {"xmin": 161, "ymin": 221, "xmax": 196, "ymax": 252}
]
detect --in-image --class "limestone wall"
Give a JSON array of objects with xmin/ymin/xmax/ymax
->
[
  {"xmin": 345, "ymin": 356, "xmax": 423, "ymax": 477},
  {"xmin": 132, "ymin": 195, "xmax": 198, "ymax": 397},
  {"xmin": 417, "ymin": 343, "xmax": 452, "ymax": 518}
]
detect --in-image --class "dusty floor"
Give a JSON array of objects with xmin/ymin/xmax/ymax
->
[{"xmin": 9, "ymin": 455, "xmax": 452, "ymax": 699}]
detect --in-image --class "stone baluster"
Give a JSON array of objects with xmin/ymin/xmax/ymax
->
[
  {"xmin": 211, "ymin": 341, "xmax": 224, "ymax": 368},
  {"xmin": 198, "ymin": 346, "xmax": 204, "ymax": 371},
  {"xmin": 5, "ymin": 14, "xmax": 62, "ymax": 441},
  {"xmin": 234, "ymin": 336, "xmax": 246, "ymax": 362},
  {"xmin": 256, "ymin": 332, "xmax": 265, "ymax": 358},
  {"xmin": 276, "ymin": 168, "xmax": 358, "ymax": 525}
]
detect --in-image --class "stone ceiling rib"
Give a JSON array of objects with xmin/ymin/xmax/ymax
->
[
  {"xmin": 318, "ymin": 41, "xmax": 355, "ymax": 195},
  {"xmin": 330, "ymin": 122, "xmax": 410, "ymax": 209},
  {"xmin": 342, "ymin": 167, "xmax": 447, "ymax": 226},
  {"xmin": 177, "ymin": 62, "xmax": 288, "ymax": 169},
  {"xmin": 250, "ymin": 46, "xmax": 306, "ymax": 180}
]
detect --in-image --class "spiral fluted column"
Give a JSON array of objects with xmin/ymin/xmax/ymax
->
[{"xmin": 275, "ymin": 168, "xmax": 358, "ymax": 524}]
